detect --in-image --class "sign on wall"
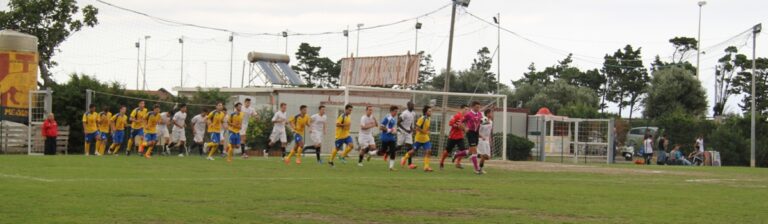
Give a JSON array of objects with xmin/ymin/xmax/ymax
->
[{"xmin": 339, "ymin": 54, "xmax": 420, "ymax": 86}]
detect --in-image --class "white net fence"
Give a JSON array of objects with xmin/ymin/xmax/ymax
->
[{"xmin": 528, "ymin": 115, "xmax": 615, "ymax": 164}]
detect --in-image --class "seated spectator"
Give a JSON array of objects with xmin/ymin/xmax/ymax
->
[{"xmin": 670, "ymin": 144, "xmax": 692, "ymax": 166}]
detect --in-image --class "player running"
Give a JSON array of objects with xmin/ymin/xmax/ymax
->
[
  {"xmin": 143, "ymin": 105, "xmax": 162, "ymax": 158},
  {"xmin": 329, "ymin": 104, "xmax": 354, "ymax": 167},
  {"xmin": 303, "ymin": 105, "xmax": 327, "ymax": 164},
  {"xmin": 265, "ymin": 103, "xmax": 288, "ymax": 158},
  {"xmin": 401, "ymin": 106, "xmax": 434, "ymax": 172},
  {"xmin": 96, "ymin": 107, "xmax": 112, "ymax": 155},
  {"xmin": 464, "ymin": 101, "xmax": 484, "ymax": 174},
  {"xmin": 205, "ymin": 102, "xmax": 226, "ymax": 161},
  {"xmin": 477, "ymin": 109, "xmax": 494, "ymax": 174},
  {"xmin": 284, "ymin": 105, "xmax": 310, "ymax": 164},
  {"xmin": 239, "ymin": 98, "xmax": 258, "ymax": 158},
  {"xmin": 82, "ymin": 104, "xmax": 99, "ymax": 156},
  {"xmin": 442, "ymin": 104, "xmax": 469, "ymax": 170},
  {"xmin": 357, "ymin": 106, "xmax": 378, "ymax": 167},
  {"xmin": 156, "ymin": 111, "xmax": 171, "ymax": 155},
  {"xmin": 398, "ymin": 102, "xmax": 416, "ymax": 167},
  {"xmin": 127, "ymin": 101, "xmax": 148, "ymax": 156},
  {"xmin": 224, "ymin": 102, "xmax": 244, "ymax": 163},
  {"xmin": 170, "ymin": 104, "xmax": 188, "ymax": 156},
  {"xmin": 380, "ymin": 106, "xmax": 399, "ymax": 170},
  {"xmin": 190, "ymin": 109, "xmax": 208, "ymax": 156},
  {"xmin": 109, "ymin": 106, "xmax": 128, "ymax": 155}
]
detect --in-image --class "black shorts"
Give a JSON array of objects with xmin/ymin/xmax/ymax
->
[
  {"xmin": 445, "ymin": 139, "xmax": 465, "ymax": 152},
  {"xmin": 380, "ymin": 141, "xmax": 397, "ymax": 155},
  {"xmin": 466, "ymin": 131, "xmax": 479, "ymax": 147}
]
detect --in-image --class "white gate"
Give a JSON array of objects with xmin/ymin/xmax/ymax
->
[{"xmin": 27, "ymin": 89, "xmax": 52, "ymax": 155}]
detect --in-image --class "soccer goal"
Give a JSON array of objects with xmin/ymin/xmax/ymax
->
[{"xmin": 528, "ymin": 115, "xmax": 615, "ymax": 164}]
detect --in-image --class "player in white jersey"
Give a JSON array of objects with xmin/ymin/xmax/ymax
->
[
  {"xmin": 357, "ymin": 106, "xmax": 378, "ymax": 167},
  {"xmin": 477, "ymin": 109, "xmax": 494, "ymax": 174},
  {"xmin": 265, "ymin": 103, "xmax": 288, "ymax": 158},
  {"xmin": 157, "ymin": 111, "xmax": 172, "ymax": 155},
  {"xmin": 239, "ymin": 98, "xmax": 259, "ymax": 158},
  {"xmin": 170, "ymin": 104, "xmax": 188, "ymax": 156},
  {"xmin": 190, "ymin": 109, "xmax": 208, "ymax": 156},
  {"xmin": 397, "ymin": 101, "xmax": 416, "ymax": 166},
  {"xmin": 303, "ymin": 105, "xmax": 327, "ymax": 164}
]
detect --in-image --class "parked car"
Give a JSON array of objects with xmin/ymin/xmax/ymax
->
[{"xmin": 625, "ymin": 126, "xmax": 664, "ymax": 155}]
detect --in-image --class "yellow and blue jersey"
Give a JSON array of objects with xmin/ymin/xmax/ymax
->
[
  {"xmin": 206, "ymin": 111, "xmax": 225, "ymax": 133},
  {"xmin": 334, "ymin": 113, "xmax": 351, "ymax": 140},
  {"xmin": 414, "ymin": 116, "xmax": 431, "ymax": 143},
  {"xmin": 111, "ymin": 113, "xmax": 128, "ymax": 131},
  {"xmin": 290, "ymin": 113, "xmax": 310, "ymax": 136},
  {"xmin": 82, "ymin": 112, "xmax": 99, "ymax": 134},
  {"xmin": 98, "ymin": 112, "xmax": 112, "ymax": 134},
  {"xmin": 130, "ymin": 108, "xmax": 148, "ymax": 129},
  {"xmin": 227, "ymin": 111, "xmax": 244, "ymax": 133},
  {"xmin": 145, "ymin": 112, "xmax": 161, "ymax": 134}
]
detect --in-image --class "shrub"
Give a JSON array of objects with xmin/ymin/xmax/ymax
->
[
  {"xmin": 246, "ymin": 108, "xmax": 293, "ymax": 149},
  {"xmin": 506, "ymin": 134, "xmax": 534, "ymax": 161}
]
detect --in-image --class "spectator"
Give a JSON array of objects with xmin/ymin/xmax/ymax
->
[
  {"xmin": 670, "ymin": 144, "xmax": 692, "ymax": 166},
  {"xmin": 643, "ymin": 134, "xmax": 653, "ymax": 165},
  {"xmin": 656, "ymin": 134, "xmax": 668, "ymax": 165},
  {"xmin": 42, "ymin": 112, "xmax": 58, "ymax": 155}
]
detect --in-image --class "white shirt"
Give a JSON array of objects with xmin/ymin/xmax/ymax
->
[
  {"xmin": 310, "ymin": 113, "xmax": 326, "ymax": 133},
  {"xmin": 157, "ymin": 112, "xmax": 170, "ymax": 132},
  {"xmin": 696, "ymin": 138, "xmax": 704, "ymax": 152},
  {"xmin": 272, "ymin": 110, "xmax": 287, "ymax": 132},
  {"xmin": 643, "ymin": 139, "xmax": 654, "ymax": 154},
  {"xmin": 359, "ymin": 114, "xmax": 376, "ymax": 135},
  {"xmin": 172, "ymin": 111, "xmax": 187, "ymax": 131},
  {"xmin": 241, "ymin": 106, "xmax": 257, "ymax": 127},
  {"xmin": 191, "ymin": 114, "xmax": 206, "ymax": 135},
  {"xmin": 479, "ymin": 117, "xmax": 493, "ymax": 140},
  {"xmin": 398, "ymin": 110, "xmax": 416, "ymax": 132}
]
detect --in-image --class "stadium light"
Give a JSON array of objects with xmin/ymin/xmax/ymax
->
[
  {"xmin": 415, "ymin": 21, "xmax": 422, "ymax": 53},
  {"xmin": 356, "ymin": 23, "xmax": 364, "ymax": 57},
  {"xmin": 135, "ymin": 40, "xmax": 140, "ymax": 90},
  {"xmin": 179, "ymin": 36, "xmax": 184, "ymax": 89},
  {"xmin": 750, "ymin": 23, "xmax": 761, "ymax": 168},
  {"xmin": 229, "ymin": 33, "xmax": 234, "ymax": 88},
  {"xmin": 143, "ymin": 35, "xmax": 150, "ymax": 90},
  {"xmin": 282, "ymin": 31, "xmax": 288, "ymax": 55},
  {"xmin": 344, "ymin": 27, "xmax": 350, "ymax": 57},
  {"xmin": 696, "ymin": 1, "xmax": 706, "ymax": 79}
]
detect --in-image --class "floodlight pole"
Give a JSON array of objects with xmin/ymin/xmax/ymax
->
[
  {"xmin": 415, "ymin": 20, "xmax": 421, "ymax": 53},
  {"xmin": 439, "ymin": 1, "xmax": 461, "ymax": 153},
  {"xmin": 495, "ymin": 13, "xmax": 501, "ymax": 93},
  {"xmin": 282, "ymin": 31, "xmax": 288, "ymax": 56},
  {"xmin": 229, "ymin": 34, "xmax": 234, "ymax": 88},
  {"xmin": 696, "ymin": 1, "xmax": 706, "ymax": 79},
  {"xmin": 135, "ymin": 40, "xmax": 140, "ymax": 90},
  {"xmin": 143, "ymin": 35, "xmax": 150, "ymax": 90},
  {"xmin": 751, "ymin": 23, "xmax": 761, "ymax": 168},
  {"xmin": 356, "ymin": 24, "xmax": 364, "ymax": 56},
  {"xmin": 179, "ymin": 37, "xmax": 184, "ymax": 89},
  {"xmin": 344, "ymin": 26, "xmax": 349, "ymax": 57}
]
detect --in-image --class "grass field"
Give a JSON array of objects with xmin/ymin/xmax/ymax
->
[{"xmin": 1, "ymin": 155, "xmax": 766, "ymax": 224}]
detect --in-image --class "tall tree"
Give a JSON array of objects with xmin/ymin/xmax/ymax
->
[
  {"xmin": 730, "ymin": 57, "xmax": 768, "ymax": 115},
  {"xmin": 412, "ymin": 51, "xmax": 435, "ymax": 90},
  {"xmin": 0, "ymin": 0, "xmax": 99, "ymax": 87},
  {"xmin": 292, "ymin": 43, "xmax": 339, "ymax": 88},
  {"xmin": 430, "ymin": 47, "xmax": 504, "ymax": 94},
  {"xmin": 669, "ymin": 36, "xmax": 698, "ymax": 63},
  {"xmin": 643, "ymin": 66, "xmax": 708, "ymax": 119},
  {"xmin": 714, "ymin": 46, "xmax": 749, "ymax": 116},
  {"xmin": 602, "ymin": 45, "xmax": 649, "ymax": 121}
]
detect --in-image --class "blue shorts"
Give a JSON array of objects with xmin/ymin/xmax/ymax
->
[
  {"xmin": 113, "ymin": 130, "xmax": 125, "ymax": 144},
  {"xmin": 210, "ymin": 132, "xmax": 221, "ymax": 144},
  {"xmin": 84, "ymin": 132, "xmax": 98, "ymax": 143},
  {"xmin": 144, "ymin": 133, "xmax": 158, "ymax": 142},
  {"xmin": 335, "ymin": 136, "xmax": 353, "ymax": 149},
  {"xmin": 131, "ymin": 128, "xmax": 144, "ymax": 138},
  {"xmin": 413, "ymin": 141, "xmax": 432, "ymax": 150},
  {"xmin": 229, "ymin": 131, "xmax": 241, "ymax": 145},
  {"xmin": 294, "ymin": 133, "xmax": 304, "ymax": 143},
  {"xmin": 99, "ymin": 132, "xmax": 109, "ymax": 140}
]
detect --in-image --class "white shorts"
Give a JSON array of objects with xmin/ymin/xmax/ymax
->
[
  {"xmin": 171, "ymin": 128, "xmax": 186, "ymax": 142},
  {"xmin": 478, "ymin": 139, "xmax": 491, "ymax": 156},
  {"xmin": 310, "ymin": 131, "xmax": 323, "ymax": 145},
  {"xmin": 358, "ymin": 134, "xmax": 375, "ymax": 146},
  {"xmin": 193, "ymin": 131, "xmax": 204, "ymax": 143},
  {"xmin": 158, "ymin": 128, "xmax": 170, "ymax": 139},
  {"xmin": 239, "ymin": 123, "xmax": 249, "ymax": 135},
  {"xmin": 269, "ymin": 129, "xmax": 287, "ymax": 143},
  {"xmin": 397, "ymin": 131, "xmax": 413, "ymax": 146}
]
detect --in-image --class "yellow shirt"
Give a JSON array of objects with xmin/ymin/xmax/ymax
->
[
  {"xmin": 145, "ymin": 112, "xmax": 161, "ymax": 134},
  {"xmin": 206, "ymin": 111, "xmax": 225, "ymax": 133},
  {"xmin": 227, "ymin": 111, "xmax": 244, "ymax": 133},
  {"xmin": 289, "ymin": 113, "xmax": 310, "ymax": 136},
  {"xmin": 82, "ymin": 112, "xmax": 99, "ymax": 134},
  {"xmin": 130, "ymin": 108, "xmax": 148, "ymax": 129},
  {"xmin": 98, "ymin": 112, "xmax": 112, "ymax": 133},
  {"xmin": 415, "ymin": 116, "xmax": 431, "ymax": 143},
  {"xmin": 111, "ymin": 113, "xmax": 128, "ymax": 131},
  {"xmin": 334, "ymin": 113, "xmax": 351, "ymax": 139}
]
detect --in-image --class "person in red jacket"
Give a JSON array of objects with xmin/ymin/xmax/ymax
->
[{"xmin": 42, "ymin": 112, "xmax": 58, "ymax": 155}]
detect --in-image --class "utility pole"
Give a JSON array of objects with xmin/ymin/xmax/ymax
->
[
  {"xmin": 344, "ymin": 26, "xmax": 349, "ymax": 57},
  {"xmin": 356, "ymin": 23, "xmax": 364, "ymax": 56},
  {"xmin": 494, "ymin": 13, "xmax": 501, "ymax": 93},
  {"xmin": 415, "ymin": 20, "xmax": 422, "ymax": 53},
  {"xmin": 229, "ymin": 34, "xmax": 234, "ymax": 88},
  {"xmin": 750, "ymin": 23, "xmax": 761, "ymax": 168},
  {"xmin": 135, "ymin": 40, "xmax": 140, "ymax": 90},
  {"xmin": 282, "ymin": 31, "xmax": 288, "ymax": 55},
  {"xmin": 143, "ymin": 35, "xmax": 150, "ymax": 90},
  {"xmin": 696, "ymin": 1, "xmax": 706, "ymax": 79},
  {"xmin": 204, "ymin": 62, "xmax": 208, "ymax": 87},
  {"xmin": 179, "ymin": 37, "xmax": 184, "ymax": 89},
  {"xmin": 439, "ymin": 0, "xmax": 469, "ymax": 153}
]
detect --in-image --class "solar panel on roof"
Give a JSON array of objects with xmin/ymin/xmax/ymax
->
[
  {"xmin": 256, "ymin": 61, "xmax": 286, "ymax": 85},
  {"xmin": 276, "ymin": 63, "xmax": 304, "ymax": 85}
]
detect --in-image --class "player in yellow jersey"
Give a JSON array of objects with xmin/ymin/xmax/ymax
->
[
  {"xmin": 127, "ymin": 101, "xmax": 148, "ymax": 156},
  {"xmin": 143, "ymin": 105, "xmax": 162, "ymax": 158},
  {"xmin": 224, "ymin": 102, "xmax": 244, "ymax": 163},
  {"xmin": 109, "ymin": 105, "xmax": 129, "ymax": 155},
  {"xmin": 401, "ymin": 106, "xmax": 433, "ymax": 172},
  {"xmin": 205, "ymin": 102, "xmax": 226, "ymax": 161},
  {"xmin": 284, "ymin": 105, "xmax": 310, "ymax": 164},
  {"xmin": 328, "ymin": 104, "xmax": 354, "ymax": 167},
  {"xmin": 82, "ymin": 104, "xmax": 99, "ymax": 156},
  {"xmin": 96, "ymin": 107, "xmax": 112, "ymax": 156}
]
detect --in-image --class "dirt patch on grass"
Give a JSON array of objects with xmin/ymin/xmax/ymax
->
[
  {"xmin": 485, "ymin": 161, "xmax": 711, "ymax": 177},
  {"xmin": 276, "ymin": 212, "xmax": 360, "ymax": 224}
]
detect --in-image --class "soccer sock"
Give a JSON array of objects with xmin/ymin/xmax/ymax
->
[
  {"xmin": 207, "ymin": 143, "xmax": 218, "ymax": 157},
  {"xmin": 297, "ymin": 146, "xmax": 304, "ymax": 159},
  {"xmin": 145, "ymin": 145, "xmax": 154, "ymax": 157},
  {"xmin": 281, "ymin": 147, "xmax": 286, "ymax": 158},
  {"xmin": 408, "ymin": 155, "xmax": 413, "ymax": 165},
  {"xmin": 110, "ymin": 143, "xmax": 118, "ymax": 154},
  {"xmin": 341, "ymin": 145, "xmax": 352, "ymax": 157},
  {"xmin": 389, "ymin": 160, "xmax": 395, "ymax": 169},
  {"xmin": 424, "ymin": 154, "xmax": 431, "ymax": 169},
  {"xmin": 480, "ymin": 158, "xmax": 485, "ymax": 168},
  {"xmin": 358, "ymin": 147, "xmax": 366, "ymax": 163},
  {"xmin": 84, "ymin": 142, "xmax": 91, "ymax": 155},
  {"xmin": 455, "ymin": 150, "xmax": 467, "ymax": 163},
  {"xmin": 403, "ymin": 151, "xmax": 412, "ymax": 165},
  {"xmin": 240, "ymin": 144, "xmax": 246, "ymax": 155},
  {"xmin": 315, "ymin": 147, "xmax": 321, "ymax": 161},
  {"xmin": 471, "ymin": 154, "xmax": 479, "ymax": 171},
  {"xmin": 226, "ymin": 145, "xmax": 233, "ymax": 161},
  {"xmin": 330, "ymin": 148, "xmax": 338, "ymax": 162},
  {"xmin": 286, "ymin": 148, "xmax": 295, "ymax": 160},
  {"xmin": 126, "ymin": 139, "xmax": 133, "ymax": 153},
  {"xmin": 389, "ymin": 149, "xmax": 397, "ymax": 160}
]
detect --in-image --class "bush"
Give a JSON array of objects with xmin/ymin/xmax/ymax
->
[
  {"xmin": 709, "ymin": 115, "xmax": 768, "ymax": 167},
  {"xmin": 655, "ymin": 108, "xmax": 714, "ymax": 149},
  {"xmin": 506, "ymin": 134, "xmax": 534, "ymax": 161},
  {"xmin": 246, "ymin": 108, "xmax": 293, "ymax": 149}
]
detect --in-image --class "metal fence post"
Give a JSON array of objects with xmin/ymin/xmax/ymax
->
[{"xmin": 608, "ymin": 118, "xmax": 615, "ymax": 164}]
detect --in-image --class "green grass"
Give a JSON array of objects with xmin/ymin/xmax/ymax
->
[{"xmin": 1, "ymin": 155, "xmax": 767, "ymax": 224}]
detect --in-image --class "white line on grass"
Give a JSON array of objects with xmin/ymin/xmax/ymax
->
[{"xmin": 0, "ymin": 173, "xmax": 55, "ymax": 182}]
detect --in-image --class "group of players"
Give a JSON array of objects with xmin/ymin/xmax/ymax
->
[{"xmin": 82, "ymin": 98, "xmax": 494, "ymax": 174}]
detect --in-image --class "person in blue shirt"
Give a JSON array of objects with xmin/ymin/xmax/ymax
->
[{"xmin": 380, "ymin": 106, "xmax": 399, "ymax": 171}]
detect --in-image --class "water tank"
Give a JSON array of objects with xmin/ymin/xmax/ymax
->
[
  {"xmin": 247, "ymin": 52, "xmax": 290, "ymax": 63},
  {"xmin": 0, "ymin": 29, "xmax": 39, "ymax": 124},
  {"xmin": 0, "ymin": 29, "xmax": 38, "ymax": 52}
]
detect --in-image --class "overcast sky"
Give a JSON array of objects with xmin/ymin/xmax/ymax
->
[{"xmin": 2, "ymin": 0, "xmax": 767, "ymax": 117}]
